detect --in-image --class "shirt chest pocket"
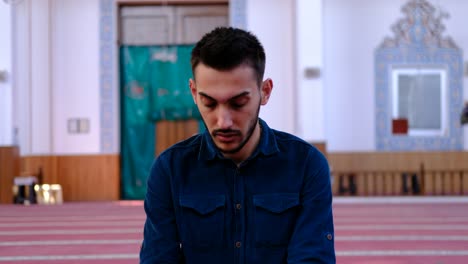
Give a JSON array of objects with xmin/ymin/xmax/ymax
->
[
  {"xmin": 253, "ymin": 193, "xmax": 300, "ymax": 247},
  {"xmin": 179, "ymin": 195, "xmax": 225, "ymax": 248}
]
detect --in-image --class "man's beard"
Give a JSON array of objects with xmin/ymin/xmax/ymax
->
[{"xmin": 202, "ymin": 103, "xmax": 261, "ymax": 155}]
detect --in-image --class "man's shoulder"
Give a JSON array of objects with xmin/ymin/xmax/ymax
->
[
  {"xmin": 271, "ymin": 129, "xmax": 310, "ymax": 148},
  {"xmin": 270, "ymin": 129, "xmax": 326, "ymax": 161}
]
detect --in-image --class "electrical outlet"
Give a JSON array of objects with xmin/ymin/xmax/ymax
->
[
  {"xmin": 67, "ymin": 118, "xmax": 89, "ymax": 134},
  {"xmin": 67, "ymin": 118, "xmax": 90, "ymax": 134},
  {"xmin": 67, "ymin": 119, "xmax": 79, "ymax": 133},
  {"xmin": 78, "ymin": 119, "xmax": 90, "ymax": 133}
]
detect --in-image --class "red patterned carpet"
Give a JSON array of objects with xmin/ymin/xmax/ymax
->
[{"xmin": 1, "ymin": 198, "xmax": 468, "ymax": 263}]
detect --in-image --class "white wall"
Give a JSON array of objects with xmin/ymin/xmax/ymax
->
[
  {"xmin": 13, "ymin": 0, "xmax": 100, "ymax": 155},
  {"xmin": 324, "ymin": 0, "xmax": 468, "ymax": 151},
  {"xmin": 0, "ymin": 2, "xmax": 12, "ymax": 146},
  {"xmin": 247, "ymin": 0, "xmax": 296, "ymax": 134}
]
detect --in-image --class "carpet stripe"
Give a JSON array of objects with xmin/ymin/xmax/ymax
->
[
  {"xmin": 336, "ymin": 224, "xmax": 468, "ymax": 230},
  {"xmin": 0, "ymin": 239, "xmax": 141, "ymax": 246},
  {"xmin": 333, "ymin": 197, "xmax": 468, "ymax": 204},
  {"xmin": 0, "ymin": 254, "xmax": 138, "ymax": 261},
  {"xmin": 336, "ymin": 250, "xmax": 468, "ymax": 256},
  {"xmin": 0, "ymin": 216, "xmax": 144, "ymax": 221},
  {"xmin": 0, "ymin": 221, "xmax": 143, "ymax": 228},
  {"xmin": 336, "ymin": 235, "xmax": 468, "ymax": 241},
  {"xmin": 0, "ymin": 229, "xmax": 141, "ymax": 235}
]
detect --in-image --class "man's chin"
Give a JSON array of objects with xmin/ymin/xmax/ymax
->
[{"xmin": 215, "ymin": 142, "xmax": 243, "ymax": 155}]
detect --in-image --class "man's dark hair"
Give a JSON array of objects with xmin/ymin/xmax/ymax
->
[{"xmin": 191, "ymin": 27, "xmax": 266, "ymax": 86}]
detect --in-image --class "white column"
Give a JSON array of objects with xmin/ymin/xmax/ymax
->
[
  {"xmin": 0, "ymin": 2, "xmax": 13, "ymax": 146},
  {"xmin": 12, "ymin": 0, "xmax": 31, "ymax": 153},
  {"xmin": 13, "ymin": 0, "xmax": 52, "ymax": 155},
  {"xmin": 31, "ymin": 0, "xmax": 52, "ymax": 154},
  {"xmin": 295, "ymin": 0, "xmax": 325, "ymax": 141}
]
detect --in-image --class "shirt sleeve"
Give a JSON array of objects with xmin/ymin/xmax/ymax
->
[
  {"xmin": 140, "ymin": 156, "xmax": 184, "ymax": 264},
  {"xmin": 287, "ymin": 148, "xmax": 336, "ymax": 263}
]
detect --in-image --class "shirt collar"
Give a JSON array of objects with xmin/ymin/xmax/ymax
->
[{"xmin": 198, "ymin": 118, "xmax": 279, "ymax": 161}]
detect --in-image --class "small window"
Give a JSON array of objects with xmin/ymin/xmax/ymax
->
[{"xmin": 391, "ymin": 67, "xmax": 447, "ymax": 136}]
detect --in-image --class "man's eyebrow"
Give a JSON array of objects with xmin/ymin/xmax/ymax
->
[
  {"xmin": 230, "ymin": 91, "xmax": 250, "ymax": 101},
  {"xmin": 198, "ymin": 91, "xmax": 250, "ymax": 102},
  {"xmin": 198, "ymin": 92, "xmax": 216, "ymax": 101}
]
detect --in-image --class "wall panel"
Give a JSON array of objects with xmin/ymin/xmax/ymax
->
[
  {"xmin": 0, "ymin": 147, "xmax": 20, "ymax": 204},
  {"xmin": 20, "ymin": 154, "xmax": 120, "ymax": 201}
]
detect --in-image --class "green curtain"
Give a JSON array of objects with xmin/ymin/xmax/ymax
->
[{"xmin": 120, "ymin": 45, "xmax": 200, "ymax": 199}]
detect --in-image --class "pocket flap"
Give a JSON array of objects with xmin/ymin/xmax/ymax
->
[
  {"xmin": 179, "ymin": 195, "xmax": 225, "ymax": 215},
  {"xmin": 253, "ymin": 193, "xmax": 300, "ymax": 213}
]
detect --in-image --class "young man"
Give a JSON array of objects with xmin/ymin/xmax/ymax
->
[{"xmin": 140, "ymin": 27, "xmax": 335, "ymax": 263}]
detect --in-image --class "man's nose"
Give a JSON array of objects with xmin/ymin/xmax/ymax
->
[{"xmin": 217, "ymin": 107, "xmax": 233, "ymax": 129}]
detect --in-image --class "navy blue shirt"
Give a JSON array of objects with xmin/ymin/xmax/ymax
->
[{"xmin": 140, "ymin": 119, "xmax": 335, "ymax": 263}]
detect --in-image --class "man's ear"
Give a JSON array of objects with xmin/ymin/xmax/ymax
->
[
  {"xmin": 260, "ymin": 78, "xmax": 273, "ymax": 105},
  {"xmin": 189, "ymin": 79, "xmax": 197, "ymax": 104}
]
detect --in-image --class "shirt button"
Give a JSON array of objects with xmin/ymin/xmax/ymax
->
[
  {"xmin": 235, "ymin": 241, "xmax": 242, "ymax": 248},
  {"xmin": 327, "ymin": 233, "xmax": 333, "ymax": 241},
  {"xmin": 236, "ymin": 203, "xmax": 242, "ymax": 210}
]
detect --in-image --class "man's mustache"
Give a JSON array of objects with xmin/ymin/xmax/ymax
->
[{"xmin": 212, "ymin": 129, "xmax": 241, "ymax": 136}]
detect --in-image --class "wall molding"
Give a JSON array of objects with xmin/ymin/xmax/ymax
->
[{"xmin": 21, "ymin": 154, "xmax": 120, "ymax": 201}]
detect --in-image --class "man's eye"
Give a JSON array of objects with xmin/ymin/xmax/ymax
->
[
  {"xmin": 231, "ymin": 103, "xmax": 245, "ymax": 109},
  {"xmin": 231, "ymin": 98, "xmax": 248, "ymax": 109},
  {"xmin": 200, "ymin": 97, "xmax": 216, "ymax": 108},
  {"xmin": 205, "ymin": 102, "xmax": 216, "ymax": 108}
]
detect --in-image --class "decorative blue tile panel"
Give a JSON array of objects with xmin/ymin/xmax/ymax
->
[
  {"xmin": 99, "ymin": 0, "xmax": 116, "ymax": 153},
  {"xmin": 230, "ymin": 0, "xmax": 247, "ymax": 29},
  {"xmin": 375, "ymin": 0, "xmax": 463, "ymax": 151}
]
